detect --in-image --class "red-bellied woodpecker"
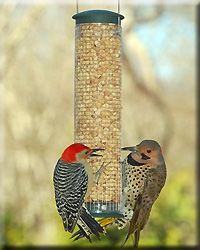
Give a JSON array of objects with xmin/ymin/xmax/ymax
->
[
  {"xmin": 53, "ymin": 143, "xmax": 107, "ymax": 242},
  {"xmin": 71, "ymin": 140, "xmax": 167, "ymax": 247}
]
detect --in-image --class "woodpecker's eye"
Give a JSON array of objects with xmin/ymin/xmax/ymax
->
[
  {"xmin": 85, "ymin": 150, "xmax": 89, "ymax": 155},
  {"xmin": 147, "ymin": 150, "xmax": 151, "ymax": 153}
]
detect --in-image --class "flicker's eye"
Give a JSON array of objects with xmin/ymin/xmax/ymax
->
[{"xmin": 147, "ymin": 150, "xmax": 151, "ymax": 153}]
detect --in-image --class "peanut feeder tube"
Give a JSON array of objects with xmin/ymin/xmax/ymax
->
[{"xmin": 73, "ymin": 10, "xmax": 124, "ymax": 217}]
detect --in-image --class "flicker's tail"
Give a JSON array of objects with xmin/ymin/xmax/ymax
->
[
  {"xmin": 98, "ymin": 217, "xmax": 116, "ymax": 227},
  {"xmin": 121, "ymin": 193, "xmax": 143, "ymax": 248}
]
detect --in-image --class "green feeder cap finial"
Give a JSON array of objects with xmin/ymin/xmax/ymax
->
[{"xmin": 72, "ymin": 10, "xmax": 124, "ymax": 25}]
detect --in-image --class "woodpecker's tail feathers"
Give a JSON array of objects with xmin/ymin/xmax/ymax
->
[
  {"xmin": 71, "ymin": 224, "xmax": 92, "ymax": 243},
  {"xmin": 71, "ymin": 207, "xmax": 106, "ymax": 242},
  {"xmin": 71, "ymin": 227, "xmax": 86, "ymax": 242},
  {"xmin": 81, "ymin": 209, "xmax": 102, "ymax": 240}
]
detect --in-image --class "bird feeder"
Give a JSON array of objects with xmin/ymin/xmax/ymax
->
[{"xmin": 73, "ymin": 10, "xmax": 124, "ymax": 217}]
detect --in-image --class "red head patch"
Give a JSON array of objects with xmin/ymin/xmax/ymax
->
[{"xmin": 61, "ymin": 143, "xmax": 91, "ymax": 163}]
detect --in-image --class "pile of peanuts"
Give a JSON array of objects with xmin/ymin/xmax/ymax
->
[{"xmin": 74, "ymin": 23, "xmax": 122, "ymax": 209}]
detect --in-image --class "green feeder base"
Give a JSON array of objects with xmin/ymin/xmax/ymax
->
[{"xmin": 85, "ymin": 201, "xmax": 124, "ymax": 218}]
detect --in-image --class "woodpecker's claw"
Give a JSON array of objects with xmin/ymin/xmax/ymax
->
[{"xmin": 95, "ymin": 162, "xmax": 111, "ymax": 183}]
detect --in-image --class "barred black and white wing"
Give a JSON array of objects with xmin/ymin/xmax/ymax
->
[{"xmin": 53, "ymin": 159, "xmax": 88, "ymax": 233}]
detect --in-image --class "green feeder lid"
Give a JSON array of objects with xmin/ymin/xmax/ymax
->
[{"xmin": 72, "ymin": 10, "xmax": 124, "ymax": 24}]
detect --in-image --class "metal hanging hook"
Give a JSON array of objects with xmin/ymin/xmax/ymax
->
[
  {"xmin": 117, "ymin": 0, "xmax": 121, "ymax": 34},
  {"xmin": 76, "ymin": 0, "xmax": 79, "ymax": 14},
  {"xmin": 118, "ymin": 0, "xmax": 120, "ymax": 14}
]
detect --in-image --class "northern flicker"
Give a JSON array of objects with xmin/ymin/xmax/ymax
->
[
  {"xmin": 119, "ymin": 139, "xmax": 167, "ymax": 247},
  {"xmin": 71, "ymin": 140, "xmax": 167, "ymax": 247}
]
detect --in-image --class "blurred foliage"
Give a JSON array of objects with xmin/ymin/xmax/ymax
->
[{"xmin": 0, "ymin": 3, "xmax": 197, "ymax": 247}]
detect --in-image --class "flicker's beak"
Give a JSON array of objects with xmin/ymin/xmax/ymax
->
[
  {"xmin": 121, "ymin": 146, "xmax": 140, "ymax": 153},
  {"xmin": 89, "ymin": 148, "xmax": 104, "ymax": 157}
]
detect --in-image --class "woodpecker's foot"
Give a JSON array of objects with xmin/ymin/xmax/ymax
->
[{"xmin": 95, "ymin": 162, "xmax": 111, "ymax": 183}]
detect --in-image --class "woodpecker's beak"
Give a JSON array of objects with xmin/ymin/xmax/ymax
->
[
  {"xmin": 89, "ymin": 148, "xmax": 104, "ymax": 157},
  {"xmin": 121, "ymin": 146, "xmax": 140, "ymax": 153}
]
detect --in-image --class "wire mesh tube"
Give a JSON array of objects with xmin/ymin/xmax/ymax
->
[{"xmin": 73, "ymin": 10, "xmax": 124, "ymax": 217}]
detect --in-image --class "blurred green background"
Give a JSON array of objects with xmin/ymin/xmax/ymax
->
[{"xmin": 0, "ymin": 1, "xmax": 197, "ymax": 247}]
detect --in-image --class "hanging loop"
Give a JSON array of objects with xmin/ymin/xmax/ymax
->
[
  {"xmin": 118, "ymin": 0, "xmax": 120, "ymax": 14},
  {"xmin": 76, "ymin": 0, "xmax": 79, "ymax": 14},
  {"xmin": 76, "ymin": 0, "xmax": 121, "ymax": 16}
]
